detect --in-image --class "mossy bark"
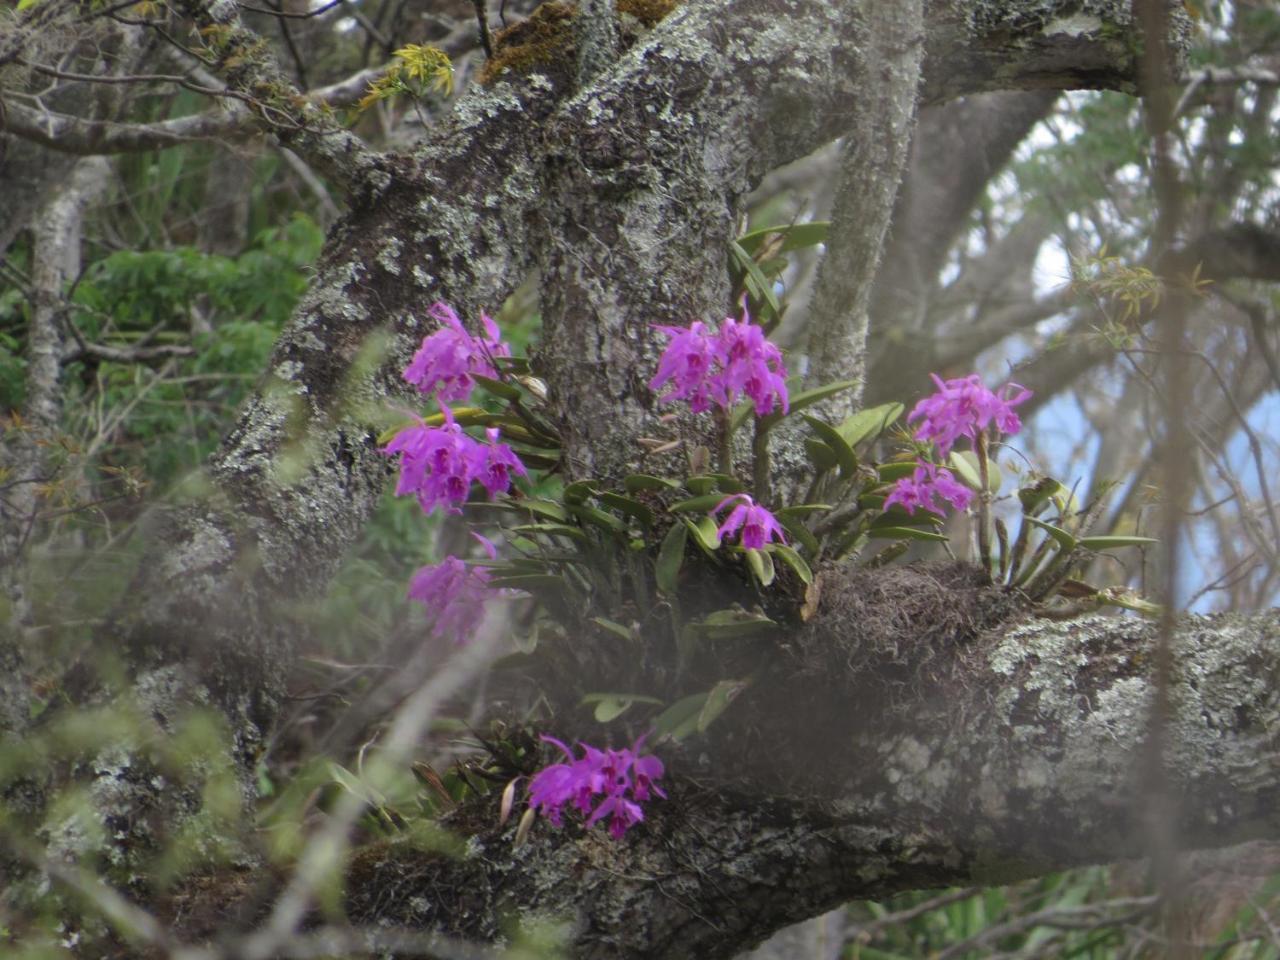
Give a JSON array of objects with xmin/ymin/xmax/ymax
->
[{"xmin": 330, "ymin": 601, "xmax": 1280, "ymax": 960}]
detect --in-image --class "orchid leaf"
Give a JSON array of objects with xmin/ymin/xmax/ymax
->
[
  {"xmin": 1027, "ymin": 516, "xmax": 1077, "ymax": 552},
  {"xmin": 744, "ymin": 547, "xmax": 775, "ymax": 586},
  {"xmin": 770, "ymin": 542, "xmax": 813, "ymax": 584},
  {"xmin": 655, "ymin": 522, "xmax": 687, "ymax": 594},
  {"xmin": 697, "ymin": 679, "xmax": 750, "ymax": 733},
  {"xmin": 803, "ymin": 416, "xmax": 858, "ymax": 477},
  {"xmin": 867, "ymin": 526, "xmax": 949, "ymax": 542},
  {"xmin": 1078, "ymin": 535, "xmax": 1159, "ymax": 550},
  {"xmin": 839, "ymin": 402, "xmax": 904, "ymax": 448}
]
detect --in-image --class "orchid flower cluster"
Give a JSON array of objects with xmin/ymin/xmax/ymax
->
[
  {"xmin": 405, "ymin": 533, "xmax": 501, "ymax": 643},
  {"xmin": 650, "ymin": 307, "xmax": 789, "ymax": 416},
  {"xmin": 383, "ymin": 302, "xmax": 526, "ymax": 644},
  {"xmin": 404, "ymin": 301, "xmax": 510, "ymax": 401},
  {"xmin": 712, "ymin": 493, "xmax": 786, "ymax": 549},
  {"xmin": 650, "ymin": 309, "xmax": 793, "ymax": 549},
  {"xmin": 527, "ymin": 734, "xmax": 666, "ymax": 839},
  {"xmin": 885, "ymin": 374, "xmax": 1032, "ymax": 517},
  {"xmin": 385, "ymin": 407, "xmax": 527, "ymax": 516}
]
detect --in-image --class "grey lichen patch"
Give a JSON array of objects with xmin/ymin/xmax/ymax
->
[
  {"xmin": 974, "ymin": 612, "xmax": 1280, "ymax": 848},
  {"xmin": 987, "ymin": 615, "xmax": 1150, "ymax": 746},
  {"xmin": 293, "ymin": 260, "xmax": 370, "ymax": 329},
  {"xmin": 1044, "ymin": 13, "xmax": 1103, "ymax": 37},
  {"xmin": 272, "ymin": 359, "xmax": 307, "ymax": 386},
  {"xmin": 451, "ymin": 77, "xmax": 531, "ymax": 130},
  {"xmin": 153, "ymin": 514, "xmax": 236, "ymax": 582},
  {"xmin": 377, "ymin": 236, "xmax": 404, "ymax": 276},
  {"xmin": 1165, "ymin": 612, "xmax": 1280, "ymax": 777},
  {"xmin": 133, "ymin": 663, "xmax": 210, "ymax": 729}
]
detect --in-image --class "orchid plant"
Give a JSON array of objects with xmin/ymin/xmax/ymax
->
[{"xmin": 374, "ymin": 224, "xmax": 1158, "ymax": 843}]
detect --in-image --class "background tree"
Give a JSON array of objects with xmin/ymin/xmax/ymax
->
[{"xmin": 2, "ymin": 0, "xmax": 1280, "ymax": 958}]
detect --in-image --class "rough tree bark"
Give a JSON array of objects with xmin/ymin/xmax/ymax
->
[
  {"xmin": 332, "ymin": 594, "xmax": 1279, "ymax": 960},
  {"xmin": 8, "ymin": 1, "xmax": 1257, "ymax": 958}
]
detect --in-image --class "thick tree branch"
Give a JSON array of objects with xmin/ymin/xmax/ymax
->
[
  {"xmin": 330, "ymin": 587, "xmax": 1280, "ymax": 960},
  {"xmin": 801, "ymin": 1, "xmax": 925, "ymax": 411},
  {"xmin": 860, "ymin": 92, "xmax": 1059, "ymax": 404},
  {"xmin": 1165, "ymin": 222, "xmax": 1280, "ymax": 285}
]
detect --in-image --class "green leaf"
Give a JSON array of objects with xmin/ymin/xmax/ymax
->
[
  {"xmin": 770, "ymin": 543, "xmax": 813, "ymax": 584},
  {"xmin": 776, "ymin": 513, "xmax": 820, "ymax": 555},
  {"xmin": 568, "ymin": 503, "xmax": 626, "ymax": 533},
  {"xmin": 728, "ymin": 398, "xmax": 758, "ymax": 435},
  {"xmin": 598, "ymin": 491, "xmax": 654, "ymax": 527},
  {"xmin": 471, "ymin": 498, "xmax": 567, "ymax": 522},
  {"xmin": 876, "ymin": 461, "xmax": 918, "ymax": 483},
  {"xmin": 652, "ymin": 693, "xmax": 709, "ymax": 742},
  {"xmin": 580, "ymin": 692, "xmax": 664, "ymax": 723},
  {"xmin": 803, "ymin": 416, "xmax": 858, "ymax": 477},
  {"xmin": 671, "ymin": 492, "xmax": 732, "ymax": 513},
  {"xmin": 655, "ymin": 522, "xmax": 688, "ymax": 594},
  {"xmin": 838, "ymin": 402, "xmax": 904, "ymax": 448},
  {"xmin": 692, "ymin": 608, "xmax": 777, "ymax": 639},
  {"xmin": 697, "ymin": 679, "xmax": 750, "ymax": 733},
  {"xmin": 776, "ymin": 504, "xmax": 832, "ymax": 519},
  {"xmin": 947, "ymin": 450, "xmax": 979, "ymax": 490},
  {"xmin": 735, "ymin": 221, "xmax": 830, "ymax": 257},
  {"xmin": 949, "ymin": 450, "xmax": 1002, "ymax": 493},
  {"xmin": 1096, "ymin": 587, "xmax": 1162, "ymax": 617},
  {"xmin": 486, "ymin": 573, "xmax": 566, "ymax": 591},
  {"xmin": 870, "ymin": 508, "xmax": 942, "ymax": 530},
  {"xmin": 684, "ymin": 516, "xmax": 723, "ymax": 552},
  {"xmin": 685, "ymin": 474, "xmax": 746, "ymax": 496},
  {"xmin": 804, "ymin": 438, "xmax": 839, "ymax": 472},
  {"xmin": 322, "ymin": 762, "xmax": 387, "ymax": 810},
  {"xmin": 756, "ymin": 379, "xmax": 860, "ymax": 432},
  {"xmin": 1018, "ymin": 476, "xmax": 1061, "ymax": 514},
  {"xmin": 1027, "ymin": 516, "xmax": 1077, "ymax": 552},
  {"xmin": 744, "ymin": 547, "xmax": 775, "ymax": 586},
  {"xmin": 493, "ymin": 355, "xmax": 531, "ymax": 374},
  {"xmin": 867, "ymin": 526, "xmax": 950, "ymax": 542},
  {"xmin": 376, "ymin": 418, "xmax": 420, "ymax": 446},
  {"xmin": 624, "ymin": 474, "xmax": 678, "ymax": 493},
  {"xmin": 517, "ymin": 452, "xmax": 560, "ymax": 470},
  {"xmin": 729, "ymin": 240, "xmax": 782, "ymax": 317},
  {"xmin": 511, "ymin": 523, "xmax": 589, "ymax": 542},
  {"xmin": 470, "ymin": 374, "xmax": 523, "ymax": 401},
  {"xmin": 593, "ymin": 697, "xmax": 632, "ymax": 722},
  {"xmin": 1018, "ymin": 476, "xmax": 1079, "ymax": 517},
  {"xmin": 590, "ymin": 617, "xmax": 634, "ymax": 641},
  {"xmin": 1077, "ymin": 535, "xmax": 1159, "ymax": 550},
  {"xmin": 563, "ymin": 480, "xmax": 598, "ymax": 504}
]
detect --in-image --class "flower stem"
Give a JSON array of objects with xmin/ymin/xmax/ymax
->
[
  {"xmin": 714, "ymin": 407, "xmax": 732, "ymax": 476},
  {"xmin": 975, "ymin": 431, "xmax": 993, "ymax": 573},
  {"xmin": 752, "ymin": 416, "xmax": 771, "ymax": 504}
]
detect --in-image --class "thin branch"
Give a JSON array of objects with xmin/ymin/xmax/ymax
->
[
  {"xmin": 0, "ymin": 59, "xmax": 390, "ymax": 155},
  {"xmin": 0, "ymin": 98, "xmax": 256, "ymax": 154},
  {"xmin": 933, "ymin": 897, "xmax": 1158, "ymax": 960},
  {"xmin": 237, "ymin": 0, "xmax": 345, "ymax": 19},
  {"xmin": 849, "ymin": 887, "xmax": 983, "ymax": 941},
  {"xmin": 16, "ymin": 56, "xmax": 232, "ymax": 94},
  {"xmin": 472, "ymin": 0, "xmax": 494, "ymax": 59}
]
